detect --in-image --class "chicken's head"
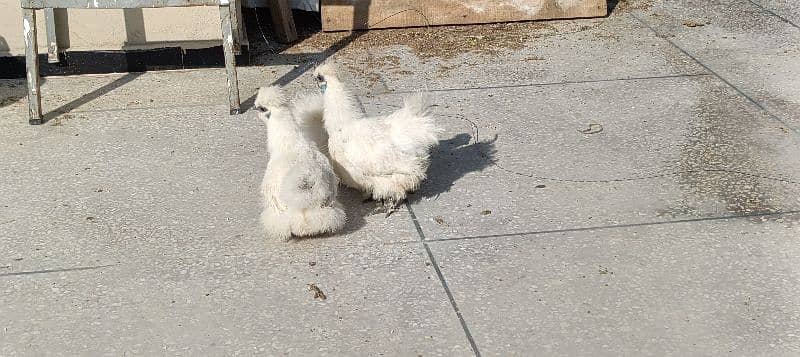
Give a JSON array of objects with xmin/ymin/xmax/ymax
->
[
  {"xmin": 254, "ymin": 85, "xmax": 288, "ymax": 121},
  {"xmin": 312, "ymin": 63, "xmax": 338, "ymax": 93}
]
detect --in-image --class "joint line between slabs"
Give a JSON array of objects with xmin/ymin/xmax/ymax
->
[
  {"xmin": 405, "ymin": 202, "xmax": 482, "ymax": 357},
  {"xmin": 424, "ymin": 209, "xmax": 800, "ymax": 243},
  {"xmin": 744, "ymin": 0, "xmax": 799, "ymax": 29},
  {"xmin": 383, "ymin": 73, "xmax": 711, "ymax": 95},
  {"xmin": 631, "ymin": 13, "xmax": 800, "ymax": 137}
]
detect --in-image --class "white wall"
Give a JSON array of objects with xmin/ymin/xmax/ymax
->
[{"xmin": 0, "ymin": 1, "xmax": 223, "ymax": 56}]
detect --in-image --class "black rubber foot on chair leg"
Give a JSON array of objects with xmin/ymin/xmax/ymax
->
[
  {"xmin": 229, "ymin": 108, "xmax": 240, "ymax": 115},
  {"xmin": 29, "ymin": 118, "xmax": 43, "ymax": 125}
]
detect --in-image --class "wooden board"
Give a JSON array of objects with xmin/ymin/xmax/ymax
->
[{"xmin": 321, "ymin": 0, "xmax": 607, "ymax": 31}]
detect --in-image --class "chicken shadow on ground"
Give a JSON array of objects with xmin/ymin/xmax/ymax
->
[
  {"xmin": 408, "ymin": 133, "xmax": 498, "ymax": 203},
  {"xmin": 337, "ymin": 187, "xmax": 371, "ymax": 234}
]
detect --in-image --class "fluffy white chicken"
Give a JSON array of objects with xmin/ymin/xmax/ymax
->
[
  {"xmin": 290, "ymin": 92, "xmax": 329, "ymax": 153},
  {"xmin": 313, "ymin": 63, "xmax": 442, "ymax": 215},
  {"xmin": 255, "ymin": 85, "xmax": 346, "ymax": 240}
]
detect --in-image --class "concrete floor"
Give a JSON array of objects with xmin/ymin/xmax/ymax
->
[{"xmin": 1, "ymin": 0, "xmax": 800, "ymax": 355}]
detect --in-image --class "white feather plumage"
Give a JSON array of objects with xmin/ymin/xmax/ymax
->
[
  {"xmin": 256, "ymin": 86, "xmax": 346, "ymax": 240},
  {"xmin": 313, "ymin": 63, "xmax": 442, "ymax": 207}
]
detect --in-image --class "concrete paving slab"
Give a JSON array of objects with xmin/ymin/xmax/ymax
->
[
  {"xmin": 426, "ymin": 216, "xmax": 800, "ymax": 356},
  {"xmin": 0, "ymin": 60, "xmax": 379, "ymax": 125},
  {"xmin": 0, "ymin": 105, "xmax": 419, "ymax": 261},
  {"xmin": 0, "ymin": 105, "xmax": 470, "ymax": 355},
  {"xmin": 0, "ymin": 66, "xmax": 296, "ymax": 122},
  {"xmin": 1, "ymin": 243, "xmax": 471, "ymax": 355},
  {"xmin": 747, "ymin": 0, "xmax": 800, "ymax": 27},
  {"xmin": 1, "ymin": 0, "xmax": 800, "ymax": 354},
  {"xmin": 363, "ymin": 14, "xmax": 706, "ymax": 93},
  {"xmin": 363, "ymin": 75, "xmax": 800, "ymax": 240},
  {"xmin": 634, "ymin": 0, "xmax": 800, "ymax": 131}
]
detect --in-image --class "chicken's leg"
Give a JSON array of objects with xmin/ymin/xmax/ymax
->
[{"xmin": 383, "ymin": 198, "xmax": 402, "ymax": 218}]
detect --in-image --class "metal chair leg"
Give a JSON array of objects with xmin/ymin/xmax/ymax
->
[
  {"xmin": 218, "ymin": 2, "xmax": 241, "ymax": 115},
  {"xmin": 23, "ymin": 8, "xmax": 43, "ymax": 125},
  {"xmin": 228, "ymin": 0, "xmax": 244, "ymax": 54},
  {"xmin": 232, "ymin": 0, "xmax": 248, "ymax": 50},
  {"xmin": 45, "ymin": 8, "xmax": 60, "ymax": 63}
]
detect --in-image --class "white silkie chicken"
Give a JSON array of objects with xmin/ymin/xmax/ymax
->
[
  {"xmin": 313, "ymin": 63, "xmax": 442, "ymax": 215},
  {"xmin": 255, "ymin": 85, "xmax": 346, "ymax": 240},
  {"xmin": 290, "ymin": 92, "xmax": 329, "ymax": 153}
]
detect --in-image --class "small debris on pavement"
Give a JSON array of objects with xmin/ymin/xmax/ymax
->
[
  {"xmin": 599, "ymin": 266, "xmax": 614, "ymax": 275},
  {"xmin": 309, "ymin": 261, "xmax": 317, "ymax": 267},
  {"xmin": 682, "ymin": 20, "xmax": 705, "ymax": 27},
  {"xmin": 535, "ymin": 184, "xmax": 546, "ymax": 188},
  {"xmin": 308, "ymin": 283, "xmax": 327, "ymax": 300},
  {"xmin": 481, "ymin": 210, "xmax": 492, "ymax": 215},
  {"xmin": 577, "ymin": 123, "xmax": 603, "ymax": 134},
  {"xmin": 434, "ymin": 216, "xmax": 447, "ymax": 225}
]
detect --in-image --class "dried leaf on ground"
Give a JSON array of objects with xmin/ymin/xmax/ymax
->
[{"xmin": 308, "ymin": 283, "xmax": 327, "ymax": 300}]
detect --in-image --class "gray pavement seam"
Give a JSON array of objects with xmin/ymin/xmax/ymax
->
[
  {"xmin": 383, "ymin": 73, "xmax": 712, "ymax": 94},
  {"xmin": 406, "ymin": 202, "xmax": 482, "ymax": 357},
  {"xmin": 0, "ymin": 264, "xmax": 116, "ymax": 278},
  {"xmin": 630, "ymin": 13, "xmax": 800, "ymax": 137},
  {"xmin": 30, "ymin": 74, "xmax": 710, "ymax": 116},
  {"xmin": 446, "ymin": 101, "xmax": 800, "ymax": 186},
  {"xmin": 492, "ymin": 164, "xmax": 800, "ymax": 185},
  {"xmin": 744, "ymin": 0, "xmax": 800, "ymax": 29},
  {"xmin": 423, "ymin": 209, "xmax": 800, "ymax": 244},
  {"xmin": 352, "ymin": 73, "xmax": 480, "ymax": 355}
]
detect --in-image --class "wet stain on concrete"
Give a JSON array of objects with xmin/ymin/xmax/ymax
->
[{"xmin": 671, "ymin": 86, "xmax": 783, "ymax": 219}]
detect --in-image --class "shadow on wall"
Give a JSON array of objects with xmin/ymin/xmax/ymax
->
[
  {"xmin": 0, "ymin": 35, "xmax": 9, "ymax": 56},
  {"xmin": 123, "ymin": 8, "xmax": 146, "ymax": 47}
]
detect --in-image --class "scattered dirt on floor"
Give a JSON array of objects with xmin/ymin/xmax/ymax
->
[
  {"xmin": 308, "ymin": 283, "xmax": 327, "ymax": 300},
  {"xmin": 682, "ymin": 20, "xmax": 706, "ymax": 27},
  {"xmin": 289, "ymin": 21, "xmax": 558, "ymax": 60},
  {"xmin": 49, "ymin": 113, "xmax": 73, "ymax": 126},
  {"xmin": 609, "ymin": 0, "xmax": 654, "ymax": 13}
]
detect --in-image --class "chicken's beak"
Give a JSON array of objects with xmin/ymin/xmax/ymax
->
[{"xmin": 315, "ymin": 74, "xmax": 327, "ymax": 93}]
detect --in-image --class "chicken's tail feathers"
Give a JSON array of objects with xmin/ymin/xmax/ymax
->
[{"xmin": 378, "ymin": 91, "xmax": 444, "ymax": 156}]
